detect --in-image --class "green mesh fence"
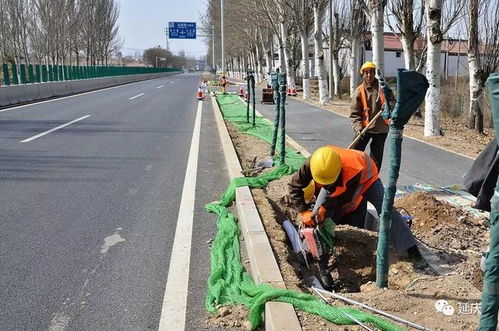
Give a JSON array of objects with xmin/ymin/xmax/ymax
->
[{"xmin": 204, "ymin": 94, "xmax": 402, "ymax": 330}]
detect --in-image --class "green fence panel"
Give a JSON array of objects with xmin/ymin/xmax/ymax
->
[
  {"xmin": 3, "ymin": 63, "xmax": 10, "ymax": 85},
  {"xmin": 52, "ymin": 65, "xmax": 58, "ymax": 81},
  {"xmin": 57, "ymin": 65, "xmax": 62, "ymax": 81},
  {"xmin": 41, "ymin": 65, "xmax": 48, "ymax": 82},
  {"xmin": 35, "ymin": 65, "xmax": 41, "ymax": 83},
  {"xmin": 28, "ymin": 64, "xmax": 35, "ymax": 83},
  {"xmin": 48, "ymin": 65, "xmax": 53, "ymax": 81},
  {"xmin": 19, "ymin": 64, "xmax": 27, "ymax": 84},
  {"xmin": 11, "ymin": 63, "xmax": 19, "ymax": 85}
]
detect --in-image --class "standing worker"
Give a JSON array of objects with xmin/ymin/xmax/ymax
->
[
  {"xmin": 220, "ymin": 75, "xmax": 228, "ymax": 94},
  {"xmin": 350, "ymin": 62, "xmax": 389, "ymax": 171},
  {"xmin": 288, "ymin": 145, "xmax": 427, "ymax": 269}
]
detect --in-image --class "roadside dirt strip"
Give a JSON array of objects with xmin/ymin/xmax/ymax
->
[
  {"xmin": 210, "ymin": 96, "xmax": 301, "ymax": 330},
  {"xmin": 208, "ymin": 92, "xmax": 484, "ymax": 330}
]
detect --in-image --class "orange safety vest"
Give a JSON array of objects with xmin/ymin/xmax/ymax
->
[
  {"xmin": 314, "ymin": 146, "xmax": 378, "ymax": 216},
  {"xmin": 359, "ymin": 84, "xmax": 390, "ymax": 127}
]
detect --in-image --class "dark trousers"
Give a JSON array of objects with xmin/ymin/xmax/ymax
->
[
  {"xmin": 336, "ymin": 178, "xmax": 416, "ymax": 253},
  {"xmin": 353, "ymin": 132, "xmax": 388, "ymax": 171}
]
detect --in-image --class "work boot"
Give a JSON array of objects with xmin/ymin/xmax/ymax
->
[{"xmin": 407, "ymin": 245, "xmax": 428, "ymax": 270}]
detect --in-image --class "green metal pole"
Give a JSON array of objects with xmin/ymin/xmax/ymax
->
[
  {"xmin": 270, "ymin": 71, "xmax": 280, "ymax": 156},
  {"xmin": 376, "ymin": 70, "xmax": 429, "ymax": 288},
  {"xmin": 11, "ymin": 63, "xmax": 19, "ymax": 85},
  {"xmin": 246, "ymin": 70, "xmax": 251, "ymax": 123},
  {"xmin": 278, "ymin": 73, "xmax": 286, "ymax": 165},
  {"xmin": 479, "ymin": 73, "xmax": 499, "ymax": 331},
  {"xmin": 28, "ymin": 64, "xmax": 35, "ymax": 83},
  {"xmin": 3, "ymin": 63, "xmax": 10, "ymax": 85},
  {"xmin": 251, "ymin": 74, "xmax": 256, "ymax": 127}
]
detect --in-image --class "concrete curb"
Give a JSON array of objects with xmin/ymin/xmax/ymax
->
[{"xmin": 210, "ymin": 96, "xmax": 301, "ymax": 330}]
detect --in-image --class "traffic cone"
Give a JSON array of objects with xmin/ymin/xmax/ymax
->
[
  {"xmin": 286, "ymin": 88, "xmax": 291, "ymax": 96},
  {"xmin": 244, "ymin": 91, "xmax": 249, "ymax": 102},
  {"xmin": 238, "ymin": 86, "xmax": 244, "ymax": 97},
  {"xmin": 290, "ymin": 86, "xmax": 297, "ymax": 96},
  {"xmin": 197, "ymin": 88, "xmax": 204, "ymax": 100}
]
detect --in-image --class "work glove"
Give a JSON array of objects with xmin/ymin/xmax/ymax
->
[
  {"xmin": 299, "ymin": 210, "xmax": 315, "ymax": 227},
  {"xmin": 299, "ymin": 206, "xmax": 326, "ymax": 227}
]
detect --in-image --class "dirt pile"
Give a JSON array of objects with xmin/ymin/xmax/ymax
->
[{"xmin": 395, "ymin": 191, "xmax": 488, "ymax": 288}]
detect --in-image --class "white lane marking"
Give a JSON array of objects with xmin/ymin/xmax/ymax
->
[
  {"xmin": 48, "ymin": 311, "xmax": 70, "ymax": 331},
  {"xmin": 157, "ymin": 85, "xmax": 164, "ymax": 89},
  {"xmin": 129, "ymin": 93, "xmax": 144, "ymax": 100},
  {"xmin": 0, "ymin": 76, "xmax": 177, "ymax": 113},
  {"xmin": 20, "ymin": 115, "xmax": 90, "ymax": 143},
  {"xmin": 158, "ymin": 100, "xmax": 202, "ymax": 330}
]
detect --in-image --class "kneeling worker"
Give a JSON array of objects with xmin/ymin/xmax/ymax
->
[{"xmin": 288, "ymin": 145, "xmax": 426, "ymax": 269}]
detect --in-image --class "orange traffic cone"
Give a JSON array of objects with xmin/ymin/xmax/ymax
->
[
  {"xmin": 197, "ymin": 88, "xmax": 204, "ymax": 100},
  {"xmin": 238, "ymin": 86, "xmax": 245, "ymax": 97},
  {"xmin": 244, "ymin": 91, "xmax": 249, "ymax": 102},
  {"xmin": 290, "ymin": 87, "xmax": 297, "ymax": 96}
]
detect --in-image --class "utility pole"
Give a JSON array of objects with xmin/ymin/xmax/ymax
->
[
  {"xmin": 329, "ymin": 0, "xmax": 333, "ymax": 97},
  {"xmin": 212, "ymin": 25, "xmax": 215, "ymax": 72},
  {"xmin": 221, "ymin": 0, "xmax": 225, "ymax": 75}
]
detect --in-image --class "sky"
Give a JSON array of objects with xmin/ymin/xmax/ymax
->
[{"xmin": 116, "ymin": 0, "xmax": 208, "ymax": 59}]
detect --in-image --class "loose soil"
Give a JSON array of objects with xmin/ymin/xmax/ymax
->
[{"xmin": 205, "ymin": 117, "xmax": 483, "ymax": 330}]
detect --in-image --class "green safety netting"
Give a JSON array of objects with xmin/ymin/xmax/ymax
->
[
  {"xmin": 479, "ymin": 73, "xmax": 499, "ymax": 331},
  {"xmin": 204, "ymin": 94, "xmax": 402, "ymax": 330}
]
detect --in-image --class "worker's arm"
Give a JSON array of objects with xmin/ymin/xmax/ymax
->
[
  {"xmin": 288, "ymin": 158, "xmax": 314, "ymax": 213},
  {"xmin": 349, "ymin": 87, "xmax": 363, "ymax": 134}
]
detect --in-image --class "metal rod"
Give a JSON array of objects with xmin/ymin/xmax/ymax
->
[
  {"xmin": 313, "ymin": 287, "xmax": 430, "ymax": 331},
  {"xmin": 212, "ymin": 25, "xmax": 215, "ymax": 71},
  {"xmin": 313, "ymin": 288, "xmax": 373, "ymax": 331}
]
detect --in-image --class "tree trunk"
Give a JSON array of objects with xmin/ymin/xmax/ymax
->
[
  {"xmin": 370, "ymin": 1, "xmax": 385, "ymax": 75},
  {"xmin": 467, "ymin": 0, "xmax": 484, "ymax": 133},
  {"xmin": 280, "ymin": 21, "xmax": 296, "ymax": 92},
  {"xmin": 263, "ymin": 32, "xmax": 272, "ymax": 84},
  {"xmin": 278, "ymin": 39, "xmax": 285, "ymax": 73},
  {"xmin": 350, "ymin": 37, "xmax": 361, "ymax": 95},
  {"xmin": 424, "ymin": 0, "xmax": 443, "ymax": 137},
  {"xmin": 401, "ymin": 36, "xmax": 415, "ymax": 70},
  {"xmin": 314, "ymin": 4, "xmax": 329, "ymax": 105},
  {"xmin": 300, "ymin": 30, "xmax": 311, "ymax": 100},
  {"xmin": 332, "ymin": 50, "xmax": 341, "ymax": 99}
]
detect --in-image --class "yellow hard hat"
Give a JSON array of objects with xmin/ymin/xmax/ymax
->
[
  {"xmin": 303, "ymin": 180, "xmax": 316, "ymax": 203},
  {"xmin": 360, "ymin": 61, "xmax": 376, "ymax": 74},
  {"xmin": 310, "ymin": 146, "xmax": 341, "ymax": 185}
]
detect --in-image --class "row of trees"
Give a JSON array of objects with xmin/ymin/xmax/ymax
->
[
  {"xmin": 142, "ymin": 47, "xmax": 197, "ymax": 69},
  {"xmin": 0, "ymin": 0, "xmax": 122, "ymax": 67},
  {"xmin": 202, "ymin": 0, "xmax": 499, "ymax": 135}
]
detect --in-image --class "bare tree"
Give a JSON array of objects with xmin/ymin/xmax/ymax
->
[
  {"xmin": 358, "ymin": 0, "xmax": 387, "ymax": 75},
  {"xmin": 346, "ymin": 0, "xmax": 368, "ymax": 95},
  {"xmin": 386, "ymin": 0, "xmax": 425, "ymax": 70},
  {"xmin": 313, "ymin": 0, "xmax": 329, "ymax": 104},
  {"xmin": 467, "ymin": 0, "xmax": 499, "ymax": 132}
]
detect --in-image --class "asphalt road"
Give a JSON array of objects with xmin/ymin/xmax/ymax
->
[
  {"xmin": 231, "ymin": 84, "xmax": 474, "ymax": 187},
  {"xmin": 0, "ymin": 73, "xmax": 228, "ymax": 330}
]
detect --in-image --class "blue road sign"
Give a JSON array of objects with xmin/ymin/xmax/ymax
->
[{"xmin": 168, "ymin": 22, "xmax": 196, "ymax": 39}]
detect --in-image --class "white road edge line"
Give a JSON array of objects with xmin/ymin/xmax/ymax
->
[
  {"xmin": 157, "ymin": 85, "xmax": 164, "ymax": 89},
  {"xmin": 20, "ymin": 115, "xmax": 90, "ymax": 143},
  {"xmin": 158, "ymin": 100, "xmax": 202, "ymax": 330},
  {"xmin": 0, "ymin": 76, "xmax": 173, "ymax": 113},
  {"xmin": 128, "ymin": 93, "xmax": 144, "ymax": 100}
]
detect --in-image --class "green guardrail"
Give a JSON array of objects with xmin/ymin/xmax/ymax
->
[{"xmin": 1, "ymin": 63, "xmax": 181, "ymax": 86}]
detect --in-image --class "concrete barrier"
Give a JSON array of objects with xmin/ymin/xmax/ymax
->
[
  {"xmin": 37, "ymin": 83, "xmax": 53, "ymax": 99},
  {"xmin": 0, "ymin": 87, "xmax": 11, "ymax": 106},
  {"xmin": 6, "ymin": 85, "xmax": 28, "ymax": 105},
  {"xmin": 0, "ymin": 72, "xmax": 178, "ymax": 107}
]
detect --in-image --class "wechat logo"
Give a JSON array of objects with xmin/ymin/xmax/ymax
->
[{"xmin": 435, "ymin": 300, "xmax": 455, "ymax": 316}]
